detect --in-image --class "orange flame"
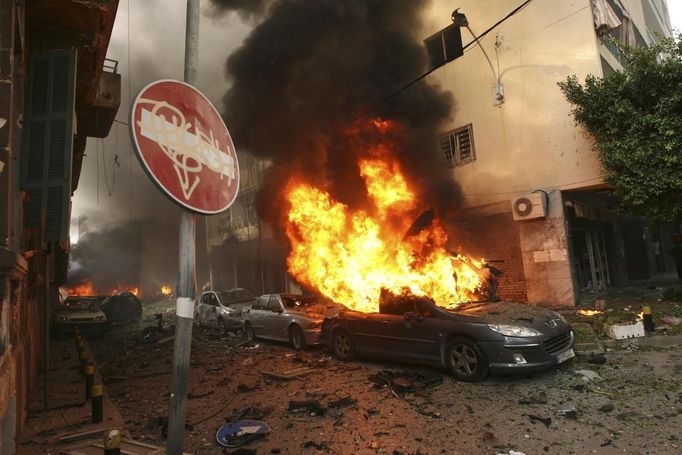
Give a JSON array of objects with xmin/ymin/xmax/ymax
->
[
  {"xmin": 284, "ymin": 120, "xmax": 484, "ymax": 312},
  {"xmin": 161, "ymin": 286, "xmax": 172, "ymax": 296},
  {"xmin": 110, "ymin": 284, "xmax": 139, "ymax": 296},
  {"xmin": 577, "ymin": 309, "xmax": 603, "ymax": 317},
  {"xmin": 63, "ymin": 282, "xmax": 96, "ymax": 296}
]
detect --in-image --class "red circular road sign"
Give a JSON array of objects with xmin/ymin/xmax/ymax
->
[{"xmin": 129, "ymin": 79, "xmax": 239, "ymax": 214}]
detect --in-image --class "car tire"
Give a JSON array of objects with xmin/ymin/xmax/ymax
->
[
  {"xmin": 289, "ymin": 325, "xmax": 305, "ymax": 351},
  {"xmin": 332, "ymin": 329, "xmax": 355, "ymax": 361},
  {"xmin": 445, "ymin": 337, "xmax": 489, "ymax": 383},
  {"xmin": 245, "ymin": 322, "xmax": 256, "ymax": 342}
]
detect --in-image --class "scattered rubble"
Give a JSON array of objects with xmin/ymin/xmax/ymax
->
[{"xmin": 557, "ymin": 403, "xmax": 578, "ymax": 419}]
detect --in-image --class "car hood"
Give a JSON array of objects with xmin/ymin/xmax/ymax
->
[
  {"xmin": 448, "ymin": 301, "xmax": 563, "ymax": 328},
  {"xmin": 289, "ymin": 303, "xmax": 343, "ymax": 320}
]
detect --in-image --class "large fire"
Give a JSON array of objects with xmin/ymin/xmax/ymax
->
[
  {"xmin": 284, "ymin": 120, "xmax": 484, "ymax": 313},
  {"xmin": 62, "ymin": 281, "xmax": 139, "ymax": 297}
]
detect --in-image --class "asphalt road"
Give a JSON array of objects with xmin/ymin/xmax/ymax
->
[{"xmin": 87, "ymin": 300, "xmax": 682, "ymax": 455}]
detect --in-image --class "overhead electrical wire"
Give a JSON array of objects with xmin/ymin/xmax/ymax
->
[{"xmin": 387, "ymin": 0, "xmax": 534, "ymax": 99}]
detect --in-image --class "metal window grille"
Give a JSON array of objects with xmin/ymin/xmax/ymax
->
[{"xmin": 440, "ymin": 124, "xmax": 475, "ymax": 167}]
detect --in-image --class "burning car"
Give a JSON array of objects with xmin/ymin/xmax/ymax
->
[
  {"xmin": 241, "ymin": 293, "xmax": 342, "ymax": 350},
  {"xmin": 195, "ymin": 288, "xmax": 257, "ymax": 330},
  {"xmin": 322, "ymin": 290, "xmax": 574, "ymax": 382},
  {"xmin": 53, "ymin": 296, "xmax": 108, "ymax": 336},
  {"xmin": 101, "ymin": 291, "xmax": 143, "ymax": 323}
]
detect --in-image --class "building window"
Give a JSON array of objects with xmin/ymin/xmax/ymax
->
[{"xmin": 440, "ymin": 124, "xmax": 475, "ymax": 167}]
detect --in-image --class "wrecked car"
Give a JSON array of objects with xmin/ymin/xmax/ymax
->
[
  {"xmin": 322, "ymin": 291, "xmax": 574, "ymax": 382},
  {"xmin": 102, "ymin": 291, "xmax": 143, "ymax": 323},
  {"xmin": 195, "ymin": 288, "xmax": 256, "ymax": 330},
  {"xmin": 242, "ymin": 294, "xmax": 342, "ymax": 350},
  {"xmin": 53, "ymin": 296, "xmax": 108, "ymax": 336}
]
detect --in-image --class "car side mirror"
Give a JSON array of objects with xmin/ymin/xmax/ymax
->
[{"xmin": 404, "ymin": 311, "xmax": 422, "ymax": 322}]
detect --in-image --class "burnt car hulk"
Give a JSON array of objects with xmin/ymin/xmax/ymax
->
[{"xmin": 322, "ymin": 291, "xmax": 574, "ymax": 382}]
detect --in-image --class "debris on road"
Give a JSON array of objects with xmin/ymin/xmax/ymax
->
[
  {"xmin": 605, "ymin": 320, "xmax": 645, "ymax": 339},
  {"xmin": 523, "ymin": 414, "xmax": 552, "ymax": 427},
  {"xmin": 216, "ymin": 420, "xmax": 271, "ymax": 448},
  {"xmin": 574, "ymin": 369, "xmax": 602, "ymax": 382},
  {"xmin": 598, "ymin": 403, "xmax": 615, "ymax": 413},
  {"xmin": 557, "ymin": 403, "xmax": 578, "ymax": 419},
  {"xmin": 368, "ymin": 370, "xmax": 442, "ymax": 395},
  {"xmin": 518, "ymin": 391, "xmax": 548, "ymax": 405},
  {"xmin": 288, "ymin": 400, "xmax": 325, "ymax": 416},
  {"xmin": 302, "ymin": 440, "xmax": 330, "ymax": 450},
  {"xmin": 327, "ymin": 395, "xmax": 357, "ymax": 409},
  {"xmin": 261, "ymin": 367, "xmax": 315, "ymax": 381},
  {"xmin": 586, "ymin": 353, "xmax": 607, "ymax": 364}
]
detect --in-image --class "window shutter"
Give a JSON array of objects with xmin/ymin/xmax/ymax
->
[{"xmin": 21, "ymin": 49, "xmax": 77, "ymax": 244}]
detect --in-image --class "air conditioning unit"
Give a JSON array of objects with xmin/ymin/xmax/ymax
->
[{"xmin": 512, "ymin": 193, "xmax": 547, "ymax": 221}]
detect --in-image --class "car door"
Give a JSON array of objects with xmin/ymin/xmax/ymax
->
[
  {"xmin": 249, "ymin": 295, "xmax": 269, "ymax": 337},
  {"xmin": 196, "ymin": 292, "xmax": 214, "ymax": 326},
  {"xmin": 266, "ymin": 295, "xmax": 288, "ymax": 341},
  {"xmin": 384, "ymin": 300, "xmax": 442, "ymax": 362},
  {"xmin": 369, "ymin": 298, "xmax": 441, "ymax": 362}
]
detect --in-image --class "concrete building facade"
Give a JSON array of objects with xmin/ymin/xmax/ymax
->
[
  {"xmin": 422, "ymin": 0, "xmax": 677, "ymax": 306},
  {"xmin": 0, "ymin": 1, "xmax": 119, "ymax": 452}
]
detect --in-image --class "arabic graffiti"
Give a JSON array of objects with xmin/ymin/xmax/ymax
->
[{"xmin": 136, "ymin": 98, "xmax": 236, "ymax": 200}]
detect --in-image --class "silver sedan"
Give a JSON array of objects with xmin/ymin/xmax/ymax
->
[{"xmin": 241, "ymin": 294, "xmax": 340, "ymax": 350}]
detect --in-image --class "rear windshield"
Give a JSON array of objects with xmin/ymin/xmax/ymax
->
[{"xmin": 219, "ymin": 289, "xmax": 255, "ymax": 305}]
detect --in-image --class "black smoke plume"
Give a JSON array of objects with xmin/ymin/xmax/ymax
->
[
  {"xmin": 212, "ymin": 0, "xmax": 459, "ymax": 226},
  {"xmin": 68, "ymin": 220, "xmax": 143, "ymax": 292}
]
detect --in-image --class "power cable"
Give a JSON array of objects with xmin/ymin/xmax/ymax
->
[{"xmin": 387, "ymin": 0, "xmax": 534, "ymax": 99}]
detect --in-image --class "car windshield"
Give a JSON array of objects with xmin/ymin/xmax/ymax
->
[
  {"xmin": 62, "ymin": 298, "xmax": 98, "ymax": 311},
  {"xmin": 281, "ymin": 296, "xmax": 315, "ymax": 309},
  {"xmin": 219, "ymin": 289, "xmax": 255, "ymax": 305}
]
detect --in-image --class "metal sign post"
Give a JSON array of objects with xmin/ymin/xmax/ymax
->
[
  {"xmin": 128, "ymin": 1, "xmax": 240, "ymax": 452},
  {"xmin": 167, "ymin": 1, "xmax": 199, "ymax": 453}
]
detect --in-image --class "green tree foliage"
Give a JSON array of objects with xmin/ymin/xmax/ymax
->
[{"xmin": 559, "ymin": 35, "xmax": 682, "ymax": 222}]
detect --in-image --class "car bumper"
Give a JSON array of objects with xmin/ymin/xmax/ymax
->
[
  {"xmin": 479, "ymin": 330, "xmax": 575, "ymax": 374},
  {"xmin": 303, "ymin": 328, "xmax": 322, "ymax": 345}
]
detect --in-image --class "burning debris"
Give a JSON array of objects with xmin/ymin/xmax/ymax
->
[{"xmin": 577, "ymin": 309, "xmax": 604, "ymax": 317}]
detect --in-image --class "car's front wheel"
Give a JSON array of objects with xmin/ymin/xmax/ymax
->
[
  {"xmin": 332, "ymin": 329, "xmax": 355, "ymax": 361},
  {"xmin": 445, "ymin": 337, "xmax": 489, "ymax": 382},
  {"xmin": 244, "ymin": 322, "xmax": 256, "ymax": 342},
  {"xmin": 289, "ymin": 325, "xmax": 305, "ymax": 351}
]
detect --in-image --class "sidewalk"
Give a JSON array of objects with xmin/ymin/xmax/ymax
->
[{"xmin": 18, "ymin": 334, "xmax": 128, "ymax": 454}]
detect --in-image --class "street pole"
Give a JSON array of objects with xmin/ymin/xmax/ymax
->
[{"xmin": 167, "ymin": 0, "xmax": 199, "ymax": 453}]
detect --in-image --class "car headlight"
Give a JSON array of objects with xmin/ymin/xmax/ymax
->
[
  {"xmin": 57, "ymin": 317, "xmax": 68, "ymax": 322},
  {"xmin": 308, "ymin": 321, "xmax": 322, "ymax": 329},
  {"xmin": 95, "ymin": 316, "xmax": 105, "ymax": 321},
  {"xmin": 488, "ymin": 324, "xmax": 542, "ymax": 337}
]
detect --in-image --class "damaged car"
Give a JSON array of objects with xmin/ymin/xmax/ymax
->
[
  {"xmin": 322, "ymin": 291, "xmax": 574, "ymax": 382},
  {"xmin": 195, "ymin": 288, "xmax": 257, "ymax": 331},
  {"xmin": 242, "ymin": 294, "xmax": 342, "ymax": 350},
  {"xmin": 53, "ymin": 296, "xmax": 108, "ymax": 336},
  {"xmin": 102, "ymin": 291, "xmax": 143, "ymax": 323}
]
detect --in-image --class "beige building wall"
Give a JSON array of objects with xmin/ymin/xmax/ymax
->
[
  {"xmin": 420, "ymin": 0, "xmax": 671, "ymax": 306},
  {"xmin": 422, "ymin": 0, "xmax": 604, "ymax": 209}
]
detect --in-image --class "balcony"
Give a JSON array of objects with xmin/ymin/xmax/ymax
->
[{"xmin": 77, "ymin": 58, "xmax": 121, "ymax": 138}]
